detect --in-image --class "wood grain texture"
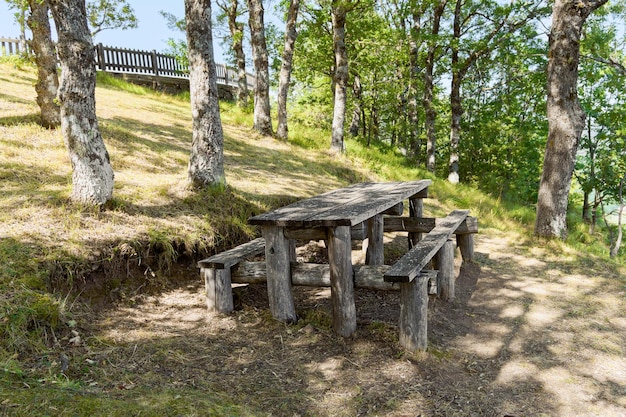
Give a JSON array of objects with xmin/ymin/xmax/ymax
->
[
  {"xmin": 327, "ymin": 226, "xmax": 356, "ymax": 337},
  {"xmin": 197, "ymin": 237, "xmax": 266, "ymax": 269},
  {"xmin": 384, "ymin": 210, "xmax": 469, "ymax": 282},
  {"xmin": 263, "ymin": 227, "xmax": 297, "ymax": 323},
  {"xmin": 248, "ymin": 180, "xmax": 431, "ymax": 228}
]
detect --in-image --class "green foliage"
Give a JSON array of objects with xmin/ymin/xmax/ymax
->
[
  {"xmin": 87, "ymin": 0, "xmax": 138, "ymax": 37},
  {"xmin": 95, "ymin": 71, "xmax": 153, "ymax": 95},
  {"xmin": 0, "ymin": 53, "xmax": 31, "ymax": 69},
  {"xmin": 460, "ymin": 23, "xmax": 548, "ymax": 204}
]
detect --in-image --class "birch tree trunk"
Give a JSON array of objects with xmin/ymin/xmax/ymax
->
[
  {"xmin": 27, "ymin": 0, "xmax": 60, "ymax": 129},
  {"xmin": 276, "ymin": 0, "xmax": 300, "ymax": 141},
  {"xmin": 185, "ymin": 0, "xmax": 226, "ymax": 188},
  {"xmin": 535, "ymin": 0, "xmax": 608, "ymax": 238},
  {"xmin": 248, "ymin": 0, "xmax": 273, "ymax": 136},
  {"xmin": 48, "ymin": 0, "xmax": 114, "ymax": 206},
  {"xmin": 330, "ymin": 0, "xmax": 349, "ymax": 153}
]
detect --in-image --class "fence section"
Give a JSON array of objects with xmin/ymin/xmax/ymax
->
[
  {"xmin": 94, "ymin": 43, "xmax": 253, "ymax": 89},
  {"xmin": 0, "ymin": 37, "xmax": 29, "ymax": 56}
]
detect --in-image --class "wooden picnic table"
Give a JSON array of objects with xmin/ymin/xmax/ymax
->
[{"xmin": 248, "ymin": 180, "xmax": 432, "ymax": 337}]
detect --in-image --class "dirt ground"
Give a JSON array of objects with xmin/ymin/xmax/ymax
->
[{"xmin": 80, "ymin": 230, "xmax": 625, "ymax": 416}]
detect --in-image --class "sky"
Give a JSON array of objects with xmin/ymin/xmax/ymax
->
[{"xmin": 0, "ymin": 1, "xmax": 231, "ymax": 62}]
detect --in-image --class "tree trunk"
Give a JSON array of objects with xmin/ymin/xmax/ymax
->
[
  {"xmin": 610, "ymin": 175, "xmax": 625, "ymax": 257},
  {"xmin": 226, "ymin": 0, "xmax": 249, "ymax": 107},
  {"xmin": 185, "ymin": 0, "xmax": 226, "ymax": 188},
  {"xmin": 276, "ymin": 0, "xmax": 300, "ymax": 141},
  {"xmin": 27, "ymin": 0, "xmax": 60, "ymax": 129},
  {"xmin": 330, "ymin": 1, "xmax": 349, "ymax": 153},
  {"xmin": 349, "ymin": 74, "xmax": 362, "ymax": 136},
  {"xmin": 407, "ymin": 10, "xmax": 421, "ymax": 155},
  {"xmin": 48, "ymin": 0, "xmax": 114, "ymax": 206},
  {"xmin": 535, "ymin": 0, "xmax": 608, "ymax": 239},
  {"xmin": 448, "ymin": 72, "xmax": 462, "ymax": 184},
  {"xmin": 424, "ymin": 0, "xmax": 445, "ymax": 173},
  {"xmin": 248, "ymin": 0, "xmax": 273, "ymax": 136},
  {"xmin": 447, "ymin": 0, "xmax": 463, "ymax": 184}
]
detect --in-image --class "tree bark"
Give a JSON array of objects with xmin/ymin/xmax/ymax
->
[
  {"xmin": 225, "ymin": 0, "xmax": 249, "ymax": 107},
  {"xmin": 424, "ymin": 0, "xmax": 446, "ymax": 173},
  {"xmin": 248, "ymin": 0, "xmax": 273, "ymax": 136},
  {"xmin": 27, "ymin": 0, "xmax": 60, "ymax": 129},
  {"xmin": 535, "ymin": 0, "xmax": 608, "ymax": 239},
  {"xmin": 48, "ymin": 0, "xmax": 114, "ymax": 206},
  {"xmin": 276, "ymin": 0, "xmax": 300, "ymax": 141},
  {"xmin": 610, "ymin": 174, "xmax": 625, "ymax": 257},
  {"xmin": 349, "ymin": 74, "xmax": 362, "ymax": 136},
  {"xmin": 330, "ymin": 0, "xmax": 349, "ymax": 153},
  {"xmin": 448, "ymin": 0, "xmax": 464, "ymax": 184},
  {"xmin": 407, "ymin": 9, "xmax": 422, "ymax": 156},
  {"xmin": 185, "ymin": 0, "xmax": 226, "ymax": 188}
]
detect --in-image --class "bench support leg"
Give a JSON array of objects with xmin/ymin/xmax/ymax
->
[
  {"xmin": 408, "ymin": 197, "xmax": 424, "ymax": 248},
  {"xmin": 399, "ymin": 278, "xmax": 429, "ymax": 351},
  {"xmin": 366, "ymin": 214, "xmax": 384, "ymax": 265},
  {"xmin": 327, "ymin": 225, "xmax": 357, "ymax": 337},
  {"xmin": 456, "ymin": 233, "xmax": 474, "ymax": 263},
  {"xmin": 204, "ymin": 267, "xmax": 234, "ymax": 314},
  {"xmin": 263, "ymin": 226, "xmax": 297, "ymax": 323},
  {"xmin": 435, "ymin": 239, "xmax": 455, "ymax": 301}
]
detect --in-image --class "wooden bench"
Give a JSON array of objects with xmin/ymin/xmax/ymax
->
[
  {"xmin": 198, "ymin": 209, "xmax": 476, "ymax": 353},
  {"xmin": 384, "ymin": 209, "xmax": 470, "ymax": 351},
  {"xmin": 198, "ymin": 237, "xmax": 266, "ymax": 313}
]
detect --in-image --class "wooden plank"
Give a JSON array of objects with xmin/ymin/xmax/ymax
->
[
  {"xmin": 457, "ymin": 233, "xmax": 474, "ymax": 262},
  {"xmin": 365, "ymin": 214, "xmax": 384, "ymax": 265},
  {"xmin": 204, "ymin": 268, "xmax": 234, "ymax": 313},
  {"xmin": 384, "ymin": 216, "xmax": 478, "ymax": 234},
  {"xmin": 434, "ymin": 239, "xmax": 455, "ymax": 300},
  {"xmin": 264, "ymin": 227, "xmax": 297, "ymax": 323},
  {"xmin": 305, "ymin": 181, "xmax": 431, "ymax": 227},
  {"xmin": 399, "ymin": 277, "xmax": 429, "ymax": 352},
  {"xmin": 231, "ymin": 262, "xmax": 439, "ymax": 291},
  {"xmin": 248, "ymin": 180, "xmax": 431, "ymax": 228},
  {"xmin": 197, "ymin": 238, "xmax": 265, "ymax": 269},
  {"xmin": 283, "ymin": 215, "xmax": 477, "ymax": 242},
  {"xmin": 384, "ymin": 210, "xmax": 469, "ymax": 282},
  {"xmin": 327, "ymin": 226, "xmax": 357, "ymax": 337},
  {"xmin": 408, "ymin": 197, "xmax": 424, "ymax": 248}
]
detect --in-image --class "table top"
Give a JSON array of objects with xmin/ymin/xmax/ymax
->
[{"xmin": 248, "ymin": 180, "xmax": 432, "ymax": 228}]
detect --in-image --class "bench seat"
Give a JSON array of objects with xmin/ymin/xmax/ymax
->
[{"xmin": 384, "ymin": 209, "xmax": 469, "ymax": 351}]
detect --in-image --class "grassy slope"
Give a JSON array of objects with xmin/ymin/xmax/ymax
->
[{"xmin": 0, "ymin": 62, "xmax": 624, "ymax": 415}]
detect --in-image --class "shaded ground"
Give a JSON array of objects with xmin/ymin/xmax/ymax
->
[{"xmin": 53, "ymin": 230, "xmax": 626, "ymax": 416}]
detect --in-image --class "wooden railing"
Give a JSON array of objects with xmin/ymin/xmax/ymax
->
[
  {"xmin": 94, "ymin": 43, "xmax": 254, "ymax": 89},
  {"xmin": 0, "ymin": 37, "xmax": 29, "ymax": 56}
]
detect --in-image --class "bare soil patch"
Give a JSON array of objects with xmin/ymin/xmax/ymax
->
[{"xmin": 65, "ymin": 230, "xmax": 626, "ymax": 416}]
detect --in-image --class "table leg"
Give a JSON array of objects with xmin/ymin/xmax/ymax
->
[
  {"xmin": 263, "ymin": 226, "xmax": 297, "ymax": 323},
  {"xmin": 408, "ymin": 197, "xmax": 423, "ymax": 248},
  {"xmin": 366, "ymin": 214, "xmax": 384, "ymax": 265},
  {"xmin": 327, "ymin": 225, "xmax": 356, "ymax": 337}
]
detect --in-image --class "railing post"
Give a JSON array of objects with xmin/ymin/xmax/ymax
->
[
  {"xmin": 96, "ymin": 43, "xmax": 106, "ymax": 71},
  {"xmin": 151, "ymin": 50, "xmax": 159, "ymax": 76}
]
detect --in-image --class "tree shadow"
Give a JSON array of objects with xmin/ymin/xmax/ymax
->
[{"xmin": 0, "ymin": 112, "xmax": 41, "ymax": 126}]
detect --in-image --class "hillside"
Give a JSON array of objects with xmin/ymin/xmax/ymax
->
[{"xmin": 0, "ymin": 62, "xmax": 625, "ymax": 416}]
